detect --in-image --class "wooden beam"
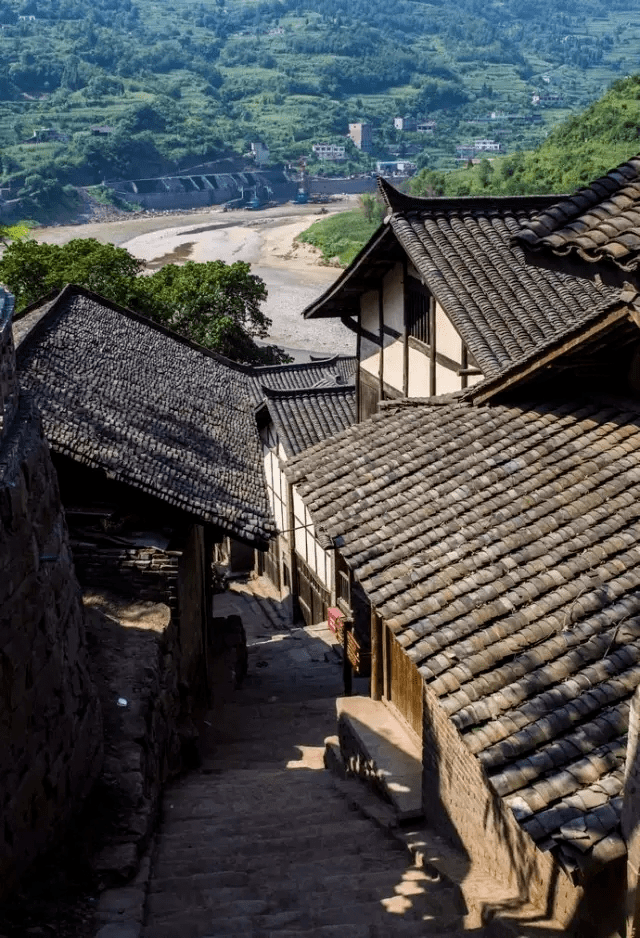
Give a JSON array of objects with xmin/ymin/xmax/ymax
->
[
  {"xmin": 469, "ymin": 305, "xmax": 630, "ymax": 404},
  {"xmin": 429, "ymin": 295, "xmax": 436, "ymax": 397},
  {"xmin": 460, "ymin": 343, "xmax": 469, "ymax": 391},
  {"xmin": 370, "ymin": 608, "xmax": 382, "ymax": 701},
  {"xmin": 403, "ymin": 258, "xmax": 409, "ymax": 397},
  {"xmin": 378, "ymin": 283, "xmax": 384, "ymax": 402},
  {"xmin": 355, "ymin": 309, "xmax": 361, "ymax": 422}
]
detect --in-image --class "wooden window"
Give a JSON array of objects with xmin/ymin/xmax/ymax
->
[{"xmin": 406, "ymin": 281, "xmax": 431, "ymax": 346}]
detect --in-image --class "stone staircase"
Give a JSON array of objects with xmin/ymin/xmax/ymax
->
[
  {"xmin": 143, "ymin": 699, "xmax": 468, "ymax": 938},
  {"xmin": 139, "ymin": 581, "xmax": 471, "ymax": 938}
]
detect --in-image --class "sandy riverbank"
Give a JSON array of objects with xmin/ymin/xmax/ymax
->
[{"xmin": 33, "ymin": 202, "xmax": 356, "ymax": 358}]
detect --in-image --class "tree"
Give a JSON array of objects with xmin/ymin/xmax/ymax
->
[
  {"xmin": 0, "ymin": 238, "xmax": 143, "ymax": 309},
  {"xmin": 0, "ymin": 239, "xmax": 289, "ymax": 364},
  {"xmin": 133, "ymin": 260, "xmax": 288, "ymax": 363}
]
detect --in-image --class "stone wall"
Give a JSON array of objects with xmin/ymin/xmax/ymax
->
[
  {"xmin": 0, "ymin": 397, "xmax": 103, "ymax": 900},
  {"xmin": 0, "ymin": 290, "xmax": 18, "ymax": 442},
  {"xmin": 421, "ymin": 682, "xmax": 581, "ymax": 927}
]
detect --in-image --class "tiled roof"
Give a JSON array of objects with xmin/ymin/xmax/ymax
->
[
  {"xmin": 247, "ymin": 356, "xmax": 356, "ymax": 405},
  {"xmin": 14, "ymin": 285, "xmax": 275, "ymax": 546},
  {"xmin": 305, "ymin": 181, "xmax": 621, "ymax": 383},
  {"xmin": 286, "ymin": 394, "xmax": 640, "ymax": 874},
  {"xmin": 262, "ymin": 384, "xmax": 356, "ymax": 458},
  {"xmin": 382, "ymin": 189, "xmax": 620, "ymax": 380},
  {"xmin": 514, "ymin": 154, "xmax": 640, "ymax": 272}
]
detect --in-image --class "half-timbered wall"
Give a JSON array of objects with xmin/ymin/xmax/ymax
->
[
  {"xmin": 292, "ymin": 487, "xmax": 333, "ymax": 591},
  {"xmin": 357, "ymin": 261, "xmax": 483, "ymax": 410},
  {"xmin": 261, "ymin": 424, "xmax": 288, "ymax": 534}
]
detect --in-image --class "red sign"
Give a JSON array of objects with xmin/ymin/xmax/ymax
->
[{"xmin": 327, "ymin": 607, "xmax": 345, "ymax": 633}]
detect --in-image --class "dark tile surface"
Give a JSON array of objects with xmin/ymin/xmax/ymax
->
[{"xmin": 286, "ymin": 394, "xmax": 640, "ymax": 873}]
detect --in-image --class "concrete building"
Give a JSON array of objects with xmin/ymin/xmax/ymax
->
[{"xmin": 348, "ymin": 122, "xmax": 373, "ymax": 152}]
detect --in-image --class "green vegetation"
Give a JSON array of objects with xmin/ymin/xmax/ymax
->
[
  {"xmin": 409, "ymin": 74, "xmax": 640, "ymax": 198},
  {"xmin": 1, "ymin": 0, "xmax": 639, "ymax": 219},
  {"xmin": 297, "ymin": 209, "xmax": 379, "ymax": 265},
  {"xmin": 0, "ymin": 238, "xmax": 289, "ymax": 363},
  {"xmin": 301, "ymin": 73, "xmax": 640, "ymax": 263},
  {"xmin": 297, "ymin": 197, "xmax": 384, "ymax": 264}
]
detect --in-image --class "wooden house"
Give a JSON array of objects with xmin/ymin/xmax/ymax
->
[
  {"xmin": 283, "ymin": 169, "xmax": 640, "ymax": 931},
  {"xmin": 13, "ymin": 285, "xmax": 275, "ymax": 699},
  {"xmin": 224, "ymin": 356, "xmax": 356, "ymax": 627},
  {"xmin": 303, "ymin": 177, "xmax": 620, "ymax": 421}
]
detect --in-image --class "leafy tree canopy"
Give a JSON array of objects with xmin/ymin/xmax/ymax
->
[{"xmin": 0, "ymin": 237, "xmax": 289, "ymax": 363}]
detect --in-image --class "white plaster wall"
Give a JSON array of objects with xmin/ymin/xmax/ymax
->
[
  {"xmin": 435, "ymin": 302, "xmax": 463, "ymax": 365},
  {"xmin": 361, "ymin": 349, "xmax": 381, "ymax": 377},
  {"xmin": 383, "ymin": 264, "xmax": 405, "ymax": 333},
  {"xmin": 360, "ymin": 288, "xmax": 381, "ymax": 378},
  {"xmin": 408, "ymin": 345, "xmax": 430, "ymax": 397},
  {"xmin": 382, "ymin": 339, "xmax": 404, "ymax": 394},
  {"xmin": 361, "ymin": 289, "xmax": 378, "ymax": 335},
  {"xmin": 292, "ymin": 485, "xmax": 332, "ymax": 590},
  {"xmin": 436, "ymin": 362, "xmax": 462, "ymax": 394}
]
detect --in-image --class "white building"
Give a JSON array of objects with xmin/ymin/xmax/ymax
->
[{"xmin": 312, "ymin": 143, "xmax": 346, "ymax": 161}]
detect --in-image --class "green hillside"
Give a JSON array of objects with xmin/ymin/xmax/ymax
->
[
  {"xmin": 302, "ymin": 76, "xmax": 640, "ymax": 262},
  {"xmin": 2, "ymin": 0, "xmax": 640, "ymax": 216},
  {"xmin": 409, "ymin": 73, "xmax": 640, "ymax": 197}
]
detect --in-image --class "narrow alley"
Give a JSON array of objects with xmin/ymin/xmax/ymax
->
[{"xmin": 139, "ymin": 581, "xmax": 469, "ymax": 938}]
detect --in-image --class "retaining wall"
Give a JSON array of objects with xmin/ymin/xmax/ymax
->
[{"xmin": 0, "ymin": 397, "xmax": 103, "ymax": 899}]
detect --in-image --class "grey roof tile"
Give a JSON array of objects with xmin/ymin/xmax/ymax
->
[
  {"xmin": 514, "ymin": 153, "xmax": 640, "ymax": 271},
  {"xmin": 262, "ymin": 384, "xmax": 356, "ymax": 458},
  {"xmin": 14, "ymin": 285, "xmax": 275, "ymax": 545},
  {"xmin": 285, "ymin": 394, "xmax": 640, "ymax": 871}
]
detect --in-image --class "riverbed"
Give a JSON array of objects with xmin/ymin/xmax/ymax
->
[{"xmin": 33, "ymin": 201, "xmax": 356, "ymax": 359}]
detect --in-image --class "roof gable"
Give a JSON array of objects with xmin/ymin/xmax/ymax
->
[
  {"xmin": 14, "ymin": 285, "xmax": 274, "ymax": 545},
  {"xmin": 262, "ymin": 384, "xmax": 356, "ymax": 458},
  {"xmin": 303, "ymin": 181, "xmax": 619, "ymax": 382}
]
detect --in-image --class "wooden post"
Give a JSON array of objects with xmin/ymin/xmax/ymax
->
[
  {"xmin": 429, "ymin": 295, "xmax": 436, "ymax": 397},
  {"xmin": 460, "ymin": 343, "xmax": 468, "ymax": 391},
  {"xmin": 343, "ymin": 621, "xmax": 353, "ymax": 696},
  {"xmin": 370, "ymin": 608, "xmax": 382, "ymax": 701},
  {"xmin": 356, "ymin": 310, "xmax": 362, "ymax": 422},
  {"xmin": 378, "ymin": 283, "xmax": 384, "ymax": 403},
  {"xmin": 402, "ymin": 260, "xmax": 409, "ymax": 397}
]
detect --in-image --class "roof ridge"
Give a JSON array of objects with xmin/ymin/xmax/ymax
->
[
  {"xmin": 261, "ymin": 383, "xmax": 356, "ymax": 399},
  {"xmin": 377, "ymin": 175, "xmax": 566, "ymax": 216},
  {"xmin": 16, "ymin": 284, "xmax": 253, "ymax": 373}
]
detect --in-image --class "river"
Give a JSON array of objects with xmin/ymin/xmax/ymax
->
[{"xmin": 33, "ymin": 201, "xmax": 356, "ymax": 360}]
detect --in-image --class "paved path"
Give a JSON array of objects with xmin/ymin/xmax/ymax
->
[{"xmin": 141, "ymin": 581, "xmax": 468, "ymax": 938}]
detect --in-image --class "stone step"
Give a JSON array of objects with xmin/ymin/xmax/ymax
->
[
  {"xmin": 157, "ymin": 803, "xmax": 367, "ymax": 840},
  {"xmin": 147, "ymin": 863, "xmax": 432, "ymax": 900},
  {"xmin": 151, "ymin": 845, "xmax": 397, "ymax": 882},
  {"xmin": 152, "ymin": 821, "xmax": 388, "ymax": 864},
  {"xmin": 160, "ymin": 785, "xmax": 340, "ymax": 819},
  {"xmin": 166, "ymin": 765, "xmax": 333, "ymax": 790},
  {"xmin": 150, "ymin": 835, "xmax": 398, "ymax": 878},
  {"xmin": 144, "ymin": 897, "xmax": 462, "ymax": 938}
]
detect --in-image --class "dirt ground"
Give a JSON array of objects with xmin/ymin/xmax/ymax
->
[{"xmin": 34, "ymin": 201, "xmax": 357, "ymax": 359}]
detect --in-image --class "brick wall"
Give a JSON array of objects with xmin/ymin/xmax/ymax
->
[
  {"xmin": 0, "ymin": 398, "xmax": 103, "ymax": 899},
  {"xmin": 421, "ymin": 682, "xmax": 581, "ymax": 926}
]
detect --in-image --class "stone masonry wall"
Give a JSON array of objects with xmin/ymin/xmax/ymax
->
[
  {"xmin": 421, "ymin": 683, "xmax": 581, "ymax": 927},
  {"xmin": 0, "ymin": 292, "xmax": 18, "ymax": 443},
  {"xmin": 0, "ymin": 398, "xmax": 103, "ymax": 900}
]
